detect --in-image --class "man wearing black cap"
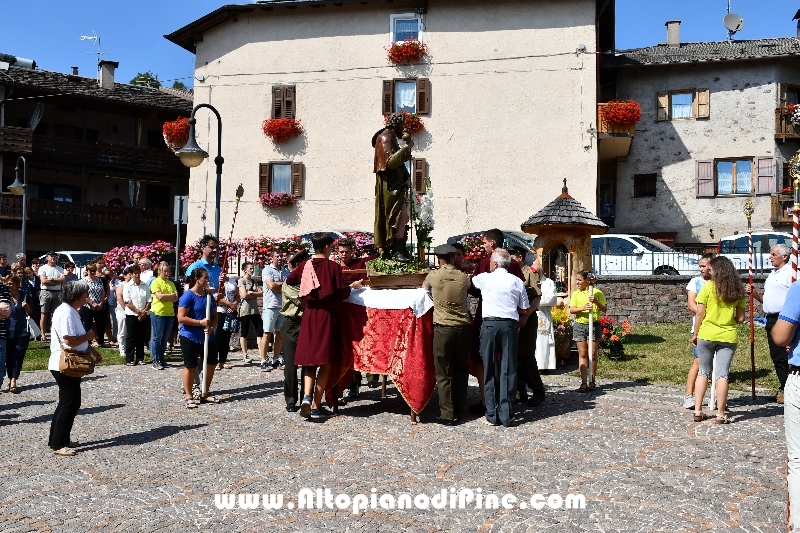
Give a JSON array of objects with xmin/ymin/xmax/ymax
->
[
  {"xmin": 423, "ymin": 244, "xmax": 472, "ymax": 425},
  {"xmin": 279, "ymin": 249, "xmax": 309, "ymax": 412}
]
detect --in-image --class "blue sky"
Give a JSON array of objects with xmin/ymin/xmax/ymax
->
[{"xmin": 0, "ymin": 1, "xmax": 798, "ymax": 89}]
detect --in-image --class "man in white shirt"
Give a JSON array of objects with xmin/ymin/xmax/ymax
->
[
  {"xmin": 747, "ymin": 243, "xmax": 793, "ymax": 403},
  {"xmin": 471, "ymin": 249, "xmax": 532, "ymax": 428},
  {"xmin": 39, "ymin": 251, "xmax": 66, "ymax": 340}
]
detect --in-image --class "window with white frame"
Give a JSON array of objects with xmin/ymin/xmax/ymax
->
[
  {"xmin": 394, "ymin": 80, "xmax": 417, "ymax": 113},
  {"xmin": 390, "ymin": 13, "xmax": 423, "ymax": 43},
  {"xmin": 670, "ymin": 92, "xmax": 693, "ymax": 119},
  {"xmin": 716, "ymin": 159, "xmax": 752, "ymax": 195}
]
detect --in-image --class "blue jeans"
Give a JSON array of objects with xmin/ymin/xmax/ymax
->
[
  {"xmin": 6, "ymin": 334, "xmax": 29, "ymax": 380},
  {"xmin": 150, "ymin": 314, "xmax": 174, "ymax": 365},
  {"xmin": 0, "ymin": 339, "xmax": 6, "ymax": 388},
  {"xmin": 479, "ymin": 319, "xmax": 519, "ymax": 427}
]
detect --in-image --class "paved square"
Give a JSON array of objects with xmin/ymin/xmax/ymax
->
[{"xmin": 0, "ymin": 361, "xmax": 787, "ymax": 532}]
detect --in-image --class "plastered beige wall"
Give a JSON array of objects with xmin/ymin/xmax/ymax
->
[{"xmin": 186, "ymin": 0, "xmax": 599, "ymax": 245}]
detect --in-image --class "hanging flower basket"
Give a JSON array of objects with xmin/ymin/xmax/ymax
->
[
  {"xmin": 384, "ymin": 110, "xmax": 425, "ymax": 134},
  {"xmin": 260, "ymin": 192, "xmax": 298, "ymax": 208},
  {"xmin": 599, "ymin": 100, "xmax": 642, "ymax": 127},
  {"xmin": 262, "ymin": 118, "xmax": 303, "ymax": 144},
  {"xmin": 162, "ymin": 117, "xmax": 190, "ymax": 152},
  {"xmin": 386, "ymin": 38, "xmax": 428, "ymax": 65}
]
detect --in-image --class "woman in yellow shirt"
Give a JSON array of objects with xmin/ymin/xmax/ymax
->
[
  {"xmin": 569, "ymin": 270, "xmax": 607, "ymax": 392},
  {"xmin": 691, "ymin": 256, "xmax": 745, "ymax": 424},
  {"xmin": 150, "ymin": 262, "xmax": 178, "ymax": 370}
]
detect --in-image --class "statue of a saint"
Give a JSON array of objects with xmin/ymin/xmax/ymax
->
[{"xmin": 372, "ymin": 112, "xmax": 413, "ymax": 262}]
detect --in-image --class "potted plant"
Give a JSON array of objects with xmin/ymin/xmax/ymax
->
[
  {"xmin": 386, "ymin": 38, "xmax": 428, "ymax": 65},
  {"xmin": 598, "ymin": 100, "xmax": 642, "ymax": 134},
  {"xmin": 599, "ymin": 316, "xmax": 631, "ymax": 360},
  {"xmin": 259, "ymin": 192, "xmax": 298, "ymax": 208},
  {"xmin": 162, "ymin": 117, "xmax": 190, "ymax": 152},
  {"xmin": 262, "ymin": 117, "xmax": 304, "ymax": 144},
  {"xmin": 551, "ymin": 304, "xmax": 573, "ymax": 365},
  {"xmin": 384, "ymin": 110, "xmax": 425, "ymax": 134}
]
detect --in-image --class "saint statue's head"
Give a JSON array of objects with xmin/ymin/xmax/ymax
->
[{"xmin": 386, "ymin": 112, "xmax": 406, "ymax": 135}]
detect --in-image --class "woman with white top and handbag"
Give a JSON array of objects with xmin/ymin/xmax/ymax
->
[{"xmin": 48, "ymin": 280, "xmax": 102, "ymax": 457}]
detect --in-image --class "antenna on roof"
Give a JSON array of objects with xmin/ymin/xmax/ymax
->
[
  {"xmin": 79, "ymin": 31, "xmax": 105, "ymax": 80},
  {"xmin": 723, "ymin": 1, "xmax": 744, "ymax": 41}
]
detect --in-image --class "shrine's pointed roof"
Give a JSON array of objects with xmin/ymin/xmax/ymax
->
[{"xmin": 520, "ymin": 179, "xmax": 608, "ymax": 235}]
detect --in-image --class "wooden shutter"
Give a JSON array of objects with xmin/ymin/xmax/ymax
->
[
  {"xmin": 656, "ymin": 92, "xmax": 669, "ymax": 121},
  {"xmin": 696, "ymin": 160, "xmax": 714, "ymax": 198},
  {"xmin": 416, "ymin": 78, "xmax": 430, "ymax": 115},
  {"xmin": 283, "ymin": 85, "xmax": 296, "ymax": 118},
  {"xmin": 413, "ymin": 158, "xmax": 426, "ymax": 192},
  {"xmin": 382, "ymin": 80, "xmax": 394, "ymax": 116},
  {"xmin": 756, "ymin": 156, "xmax": 776, "ymax": 194},
  {"xmin": 271, "ymin": 86, "xmax": 284, "ymax": 119},
  {"xmin": 259, "ymin": 163, "xmax": 270, "ymax": 195},
  {"xmin": 695, "ymin": 88, "xmax": 710, "ymax": 119},
  {"xmin": 779, "ymin": 83, "xmax": 787, "ymax": 106},
  {"xmin": 290, "ymin": 162, "xmax": 304, "ymax": 197}
]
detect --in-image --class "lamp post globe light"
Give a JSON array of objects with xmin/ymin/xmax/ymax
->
[
  {"xmin": 175, "ymin": 103, "xmax": 224, "ymax": 242},
  {"xmin": 7, "ymin": 155, "xmax": 27, "ymax": 255}
]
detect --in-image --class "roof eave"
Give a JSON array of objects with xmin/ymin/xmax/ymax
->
[{"xmin": 605, "ymin": 52, "xmax": 800, "ymax": 69}]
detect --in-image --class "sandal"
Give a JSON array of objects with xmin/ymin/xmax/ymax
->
[
  {"xmin": 223, "ymin": 363, "xmax": 233, "ymax": 369},
  {"xmin": 587, "ymin": 382, "xmax": 597, "ymax": 392},
  {"xmin": 578, "ymin": 384, "xmax": 588, "ymax": 393},
  {"xmin": 216, "ymin": 364, "xmax": 223, "ymax": 371},
  {"xmin": 8, "ymin": 386, "xmax": 19, "ymax": 394},
  {"xmin": 200, "ymin": 394, "xmax": 220, "ymax": 404},
  {"xmin": 184, "ymin": 398, "xmax": 198, "ymax": 409},
  {"xmin": 693, "ymin": 412, "xmax": 708, "ymax": 422},
  {"xmin": 714, "ymin": 414, "xmax": 732, "ymax": 424}
]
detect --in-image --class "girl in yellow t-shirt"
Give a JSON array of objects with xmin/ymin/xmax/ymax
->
[
  {"xmin": 691, "ymin": 256, "xmax": 745, "ymax": 424},
  {"xmin": 569, "ymin": 270, "xmax": 607, "ymax": 392}
]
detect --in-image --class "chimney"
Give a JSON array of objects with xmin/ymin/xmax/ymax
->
[
  {"xmin": 71, "ymin": 66, "xmax": 78, "ymax": 76},
  {"xmin": 98, "ymin": 60, "xmax": 119, "ymax": 89},
  {"xmin": 666, "ymin": 20, "xmax": 681, "ymax": 48}
]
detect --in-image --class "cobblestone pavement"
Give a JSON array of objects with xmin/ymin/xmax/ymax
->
[{"xmin": 0, "ymin": 357, "xmax": 788, "ymax": 532}]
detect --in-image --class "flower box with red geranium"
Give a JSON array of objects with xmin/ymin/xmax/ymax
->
[
  {"xmin": 162, "ymin": 117, "xmax": 190, "ymax": 152},
  {"xmin": 598, "ymin": 100, "xmax": 642, "ymax": 134},
  {"xmin": 260, "ymin": 192, "xmax": 298, "ymax": 208},
  {"xmin": 384, "ymin": 110, "xmax": 425, "ymax": 134},
  {"xmin": 386, "ymin": 38, "xmax": 428, "ymax": 65},
  {"xmin": 262, "ymin": 118, "xmax": 303, "ymax": 144}
]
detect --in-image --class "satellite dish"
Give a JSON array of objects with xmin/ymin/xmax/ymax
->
[{"xmin": 724, "ymin": 13, "xmax": 744, "ymax": 34}]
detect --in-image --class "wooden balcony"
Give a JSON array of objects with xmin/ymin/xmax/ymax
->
[
  {"xmin": 0, "ymin": 194, "xmax": 172, "ymax": 235},
  {"xmin": 597, "ymin": 103, "xmax": 634, "ymax": 161},
  {"xmin": 771, "ymin": 194, "xmax": 796, "ymax": 225},
  {"xmin": 775, "ymin": 108, "xmax": 800, "ymax": 141},
  {"xmin": 27, "ymin": 136, "xmax": 187, "ymax": 180},
  {"xmin": 0, "ymin": 126, "xmax": 33, "ymax": 154}
]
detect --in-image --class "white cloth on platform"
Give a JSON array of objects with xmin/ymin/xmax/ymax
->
[
  {"xmin": 535, "ymin": 275, "xmax": 557, "ymax": 370},
  {"xmin": 345, "ymin": 287, "xmax": 433, "ymax": 318}
]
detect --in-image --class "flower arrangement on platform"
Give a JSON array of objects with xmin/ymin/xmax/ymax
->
[
  {"xmin": 181, "ymin": 238, "xmax": 243, "ymax": 269},
  {"xmin": 386, "ymin": 38, "xmax": 428, "ymax": 65},
  {"xmin": 599, "ymin": 100, "xmax": 643, "ymax": 126},
  {"xmin": 262, "ymin": 117, "xmax": 303, "ymax": 143},
  {"xmin": 412, "ymin": 178, "xmax": 434, "ymax": 250},
  {"xmin": 259, "ymin": 192, "xmax": 298, "ymax": 208},
  {"xmin": 335, "ymin": 232, "xmax": 374, "ymax": 258},
  {"xmin": 104, "ymin": 240, "xmax": 176, "ymax": 273},
  {"xmin": 162, "ymin": 117, "xmax": 190, "ymax": 151},
  {"xmin": 384, "ymin": 110, "xmax": 425, "ymax": 134},
  {"xmin": 551, "ymin": 304, "xmax": 573, "ymax": 363},
  {"xmin": 458, "ymin": 235, "xmax": 487, "ymax": 263},
  {"xmin": 240, "ymin": 235, "xmax": 308, "ymax": 266},
  {"xmin": 599, "ymin": 316, "xmax": 632, "ymax": 358}
]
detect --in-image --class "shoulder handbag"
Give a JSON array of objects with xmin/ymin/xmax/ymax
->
[{"xmin": 54, "ymin": 329, "xmax": 96, "ymax": 378}]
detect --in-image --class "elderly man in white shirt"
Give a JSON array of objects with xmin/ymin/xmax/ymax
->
[
  {"xmin": 747, "ymin": 243, "xmax": 793, "ymax": 403},
  {"xmin": 471, "ymin": 249, "xmax": 532, "ymax": 427}
]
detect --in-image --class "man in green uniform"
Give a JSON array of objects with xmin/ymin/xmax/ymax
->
[
  {"xmin": 509, "ymin": 247, "xmax": 546, "ymax": 405},
  {"xmin": 423, "ymin": 244, "xmax": 472, "ymax": 425},
  {"xmin": 372, "ymin": 112, "xmax": 413, "ymax": 261}
]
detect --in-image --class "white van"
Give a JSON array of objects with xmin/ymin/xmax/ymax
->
[{"xmin": 718, "ymin": 230, "xmax": 793, "ymax": 273}]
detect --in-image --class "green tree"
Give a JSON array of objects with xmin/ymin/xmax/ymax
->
[
  {"xmin": 129, "ymin": 71, "xmax": 161, "ymax": 88},
  {"xmin": 171, "ymin": 80, "xmax": 190, "ymax": 92}
]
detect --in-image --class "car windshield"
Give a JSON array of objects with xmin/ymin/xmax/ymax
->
[
  {"xmin": 630, "ymin": 237, "xmax": 673, "ymax": 252},
  {"xmin": 69, "ymin": 253, "xmax": 103, "ymax": 266}
]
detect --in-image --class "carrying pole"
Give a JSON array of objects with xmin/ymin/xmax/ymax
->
[{"xmin": 744, "ymin": 200, "xmax": 756, "ymax": 399}]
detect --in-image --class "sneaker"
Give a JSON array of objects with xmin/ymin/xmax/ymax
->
[
  {"xmin": 242, "ymin": 352, "xmax": 251, "ymax": 361},
  {"xmin": 152, "ymin": 361, "xmax": 160, "ymax": 369},
  {"xmin": 300, "ymin": 396, "xmax": 312, "ymax": 418},
  {"xmin": 337, "ymin": 396, "xmax": 347, "ymax": 406},
  {"xmin": 682, "ymin": 395, "xmax": 695, "ymax": 409},
  {"xmin": 260, "ymin": 361, "xmax": 272, "ymax": 372},
  {"xmin": 160, "ymin": 364, "xmax": 168, "ymax": 370},
  {"xmin": 271, "ymin": 359, "xmax": 280, "ymax": 370},
  {"xmin": 285, "ymin": 403, "xmax": 298, "ymax": 412},
  {"xmin": 346, "ymin": 388, "xmax": 359, "ymax": 400},
  {"xmin": 310, "ymin": 406, "xmax": 334, "ymax": 419},
  {"xmin": 278, "ymin": 355, "xmax": 284, "ymax": 367}
]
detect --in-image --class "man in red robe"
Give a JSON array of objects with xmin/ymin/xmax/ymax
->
[{"xmin": 286, "ymin": 233, "xmax": 361, "ymax": 419}]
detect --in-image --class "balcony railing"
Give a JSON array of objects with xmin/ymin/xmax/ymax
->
[
  {"xmin": 28, "ymin": 136, "xmax": 187, "ymax": 178},
  {"xmin": 0, "ymin": 126, "xmax": 33, "ymax": 154},
  {"xmin": 597, "ymin": 104, "xmax": 636, "ymax": 134},
  {"xmin": 772, "ymin": 193, "xmax": 795, "ymax": 225},
  {"xmin": 775, "ymin": 108, "xmax": 800, "ymax": 140},
  {"xmin": 0, "ymin": 194, "xmax": 172, "ymax": 234}
]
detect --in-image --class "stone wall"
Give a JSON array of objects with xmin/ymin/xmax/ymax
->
[{"xmin": 597, "ymin": 275, "xmax": 766, "ymax": 325}]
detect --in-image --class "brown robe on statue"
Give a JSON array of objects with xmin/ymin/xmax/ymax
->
[
  {"xmin": 373, "ymin": 127, "xmax": 412, "ymax": 252},
  {"xmin": 286, "ymin": 258, "xmax": 351, "ymax": 367}
]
